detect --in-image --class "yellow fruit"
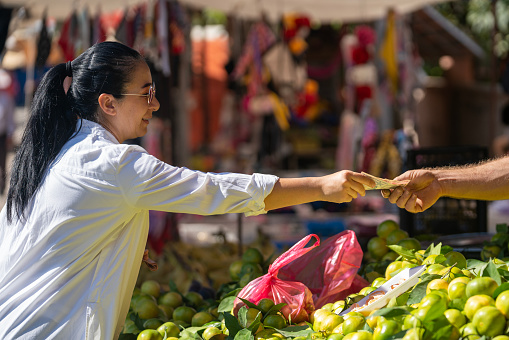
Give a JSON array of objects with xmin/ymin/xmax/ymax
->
[
  {"xmin": 202, "ymin": 326, "xmax": 225, "ymax": 340},
  {"xmin": 158, "ymin": 292, "xmax": 183, "ymax": 308},
  {"xmin": 444, "ymin": 309, "xmax": 466, "ymax": 329},
  {"xmin": 257, "ymin": 298, "xmax": 275, "ymax": 314},
  {"xmin": 443, "ymin": 251, "xmax": 468, "ymax": 269},
  {"xmin": 425, "ymin": 263, "xmax": 446, "ymax": 275},
  {"xmin": 459, "ymin": 322, "xmax": 479, "ymax": 338},
  {"xmin": 402, "ymin": 328, "xmax": 425, "ymax": 340},
  {"xmin": 450, "ymin": 277, "xmax": 471, "ymax": 285},
  {"xmin": 342, "ymin": 315, "xmax": 366, "ymax": 335},
  {"xmin": 263, "ymin": 314, "xmax": 287, "ymax": 330},
  {"xmin": 397, "ymin": 238, "xmax": 421, "ymax": 251},
  {"xmin": 481, "ymin": 245, "xmax": 501, "ymax": 261},
  {"xmin": 472, "ymin": 306, "xmax": 505, "ymax": 337},
  {"xmin": 173, "ymin": 306, "xmax": 197, "ymax": 324},
  {"xmin": 385, "ymin": 261, "xmax": 404, "ymax": 280},
  {"xmin": 242, "ymin": 248, "xmax": 264, "ymax": 265},
  {"xmin": 137, "ymin": 329, "xmax": 164, "ymax": 340},
  {"xmin": 191, "ymin": 311, "xmax": 215, "ymax": 327},
  {"xmin": 448, "ymin": 281, "xmax": 467, "ymax": 300},
  {"xmin": 376, "ymin": 220, "xmax": 400, "ymax": 239},
  {"xmin": 386, "ymin": 229, "xmax": 409, "ymax": 245},
  {"xmin": 495, "ymin": 289, "xmax": 509, "ymax": 317},
  {"xmin": 343, "ymin": 330, "xmax": 372, "ymax": 340},
  {"xmin": 143, "ymin": 318, "xmax": 164, "ymax": 330},
  {"xmin": 229, "ymin": 260, "xmax": 244, "ymax": 281},
  {"xmin": 440, "ymin": 266, "xmax": 465, "ymax": 283},
  {"xmin": 381, "ymin": 252, "xmax": 399, "ymax": 262},
  {"xmin": 185, "ymin": 291, "xmax": 204, "ymax": 308},
  {"xmin": 464, "ymin": 294, "xmax": 495, "ymax": 320},
  {"xmin": 373, "ymin": 319, "xmax": 400, "ymax": 340},
  {"xmin": 157, "ymin": 322, "xmax": 180, "ymax": 338},
  {"xmin": 133, "ymin": 298, "xmax": 160, "ymax": 320},
  {"xmin": 422, "ymin": 254, "xmax": 442, "ymax": 266},
  {"xmin": 158, "ymin": 304, "xmax": 173, "ymax": 319},
  {"xmin": 141, "ymin": 280, "xmax": 161, "ymax": 299},
  {"xmin": 426, "ymin": 278, "xmax": 449, "ymax": 294},
  {"xmin": 466, "ymin": 277, "xmax": 499, "ymax": 298},
  {"xmin": 319, "ymin": 314, "xmax": 344, "ymax": 335},
  {"xmin": 367, "ymin": 237, "xmax": 388, "ymax": 260}
]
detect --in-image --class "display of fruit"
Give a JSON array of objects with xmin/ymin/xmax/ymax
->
[{"xmin": 120, "ymin": 220, "xmax": 509, "ymax": 340}]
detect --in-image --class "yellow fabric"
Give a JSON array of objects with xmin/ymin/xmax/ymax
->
[{"xmin": 379, "ymin": 10, "xmax": 398, "ymax": 94}]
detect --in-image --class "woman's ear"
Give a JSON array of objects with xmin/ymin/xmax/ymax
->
[{"xmin": 98, "ymin": 93, "xmax": 117, "ymax": 116}]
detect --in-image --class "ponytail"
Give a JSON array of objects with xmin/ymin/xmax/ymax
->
[
  {"xmin": 6, "ymin": 63, "xmax": 77, "ymax": 222},
  {"xmin": 6, "ymin": 41, "xmax": 144, "ymax": 223}
]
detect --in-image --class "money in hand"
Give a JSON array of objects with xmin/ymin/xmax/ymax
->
[{"xmin": 361, "ymin": 172, "xmax": 410, "ymax": 190}]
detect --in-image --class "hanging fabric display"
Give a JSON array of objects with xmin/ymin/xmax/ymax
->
[
  {"xmin": 58, "ymin": 11, "xmax": 79, "ymax": 61},
  {"xmin": 35, "ymin": 11, "xmax": 52, "ymax": 69}
]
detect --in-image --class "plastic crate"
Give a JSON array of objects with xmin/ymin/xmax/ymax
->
[
  {"xmin": 305, "ymin": 219, "xmax": 346, "ymax": 238},
  {"xmin": 400, "ymin": 146, "xmax": 488, "ymax": 236}
]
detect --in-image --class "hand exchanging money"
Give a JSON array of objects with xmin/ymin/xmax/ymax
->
[{"xmin": 361, "ymin": 172, "xmax": 410, "ymax": 190}]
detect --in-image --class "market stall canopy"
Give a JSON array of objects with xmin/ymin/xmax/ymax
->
[
  {"xmin": 2, "ymin": 0, "xmax": 456, "ymax": 22},
  {"xmin": 177, "ymin": 0, "xmax": 458, "ymax": 23},
  {"xmin": 1, "ymin": 0, "xmax": 143, "ymax": 20}
]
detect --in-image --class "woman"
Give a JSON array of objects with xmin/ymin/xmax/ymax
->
[{"xmin": 0, "ymin": 41, "xmax": 374, "ymax": 339}]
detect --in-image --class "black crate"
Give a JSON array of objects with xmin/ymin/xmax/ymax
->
[{"xmin": 400, "ymin": 146, "xmax": 488, "ymax": 237}]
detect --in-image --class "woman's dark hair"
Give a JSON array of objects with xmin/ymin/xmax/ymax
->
[{"xmin": 6, "ymin": 41, "xmax": 145, "ymax": 222}]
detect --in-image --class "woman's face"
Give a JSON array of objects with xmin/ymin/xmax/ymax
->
[{"xmin": 103, "ymin": 61, "xmax": 160, "ymax": 143}]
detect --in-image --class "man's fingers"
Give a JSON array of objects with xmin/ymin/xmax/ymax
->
[
  {"xmin": 387, "ymin": 187, "xmax": 404, "ymax": 204},
  {"xmin": 396, "ymin": 189, "xmax": 413, "ymax": 209}
]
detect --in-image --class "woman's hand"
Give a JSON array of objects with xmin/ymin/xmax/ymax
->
[{"xmin": 320, "ymin": 170, "xmax": 376, "ymax": 203}]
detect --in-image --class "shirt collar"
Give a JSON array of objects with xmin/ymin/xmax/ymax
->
[{"xmin": 77, "ymin": 119, "xmax": 120, "ymax": 144}]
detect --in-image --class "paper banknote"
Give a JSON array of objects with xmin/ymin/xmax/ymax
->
[{"xmin": 361, "ymin": 172, "xmax": 410, "ymax": 190}]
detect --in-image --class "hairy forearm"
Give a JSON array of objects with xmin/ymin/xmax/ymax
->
[
  {"xmin": 264, "ymin": 177, "xmax": 323, "ymax": 211},
  {"xmin": 435, "ymin": 156, "xmax": 509, "ymax": 201}
]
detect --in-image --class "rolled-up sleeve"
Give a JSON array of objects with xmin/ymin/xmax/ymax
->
[{"xmin": 116, "ymin": 147, "xmax": 279, "ymax": 216}]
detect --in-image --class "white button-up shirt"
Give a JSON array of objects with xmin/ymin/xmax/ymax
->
[{"xmin": 0, "ymin": 119, "xmax": 278, "ymax": 340}]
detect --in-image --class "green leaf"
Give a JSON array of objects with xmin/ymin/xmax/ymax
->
[
  {"xmin": 181, "ymin": 326, "xmax": 211, "ymax": 334},
  {"xmin": 449, "ymin": 298, "xmax": 466, "ymax": 310},
  {"xmin": 483, "ymin": 260, "xmax": 502, "ymax": 285},
  {"xmin": 389, "ymin": 329, "xmax": 407, "ymax": 340},
  {"xmin": 247, "ymin": 311, "xmax": 263, "ymax": 333},
  {"xmin": 224, "ymin": 312, "xmax": 243, "ymax": 338},
  {"xmin": 467, "ymin": 259, "xmax": 488, "ymax": 277},
  {"xmin": 277, "ymin": 325, "xmax": 313, "ymax": 338},
  {"xmin": 168, "ymin": 280, "xmax": 181, "ymax": 293},
  {"xmin": 238, "ymin": 306, "xmax": 249, "ymax": 328},
  {"xmin": 239, "ymin": 298, "xmax": 259, "ymax": 310},
  {"xmin": 440, "ymin": 245, "xmax": 454, "ymax": 255},
  {"xmin": 387, "ymin": 245, "xmax": 417, "ymax": 260},
  {"xmin": 219, "ymin": 296, "xmax": 237, "ymax": 313},
  {"xmin": 129, "ymin": 312, "xmax": 145, "ymax": 330},
  {"xmin": 431, "ymin": 324, "xmax": 454, "ymax": 340},
  {"xmin": 494, "ymin": 282, "xmax": 509, "ymax": 298},
  {"xmin": 428, "ymin": 243, "xmax": 442, "ymax": 256},
  {"xmin": 496, "ymin": 223, "xmax": 508, "ymax": 233},
  {"xmin": 224, "ymin": 288, "xmax": 243, "ymax": 298},
  {"xmin": 407, "ymin": 275, "xmax": 440, "ymax": 305},
  {"xmin": 263, "ymin": 303, "xmax": 287, "ymax": 319},
  {"xmin": 371, "ymin": 306, "xmax": 412, "ymax": 318},
  {"xmin": 179, "ymin": 329, "xmax": 201, "ymax": 340},
  {"xmin": 362, "ymin": 321, "xmax": 373, "ymax": 332},
  {"xmin": 234, "ymin": 328, "xmax": 254, "ymax": 340}
]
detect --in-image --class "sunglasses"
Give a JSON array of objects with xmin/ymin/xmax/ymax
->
[{"xmin": 119, "ymin": 82, "xmax": 156, "ymax": 104}]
